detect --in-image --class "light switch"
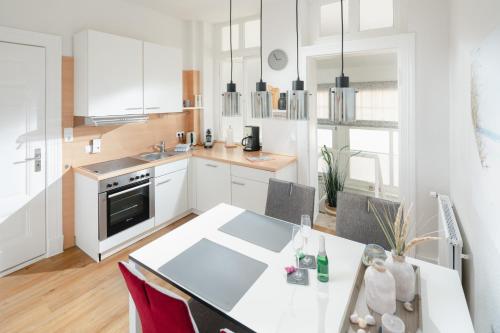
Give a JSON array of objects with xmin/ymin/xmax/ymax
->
[
  {"xmin": 64, "ymin": 128, "xmax": 74, "ymax": 142},
  {"xmin": 92, "ymin": 138, "xmax": 101, "ymax": 153}
]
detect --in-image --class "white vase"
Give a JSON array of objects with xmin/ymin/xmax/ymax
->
[
  {"xmin": 364, "ymin": 259, "xmax": 396, "ymax": 315},
  {"xmin": 385, "ymin": 253, "xmax": 416, "ymax": 302}
]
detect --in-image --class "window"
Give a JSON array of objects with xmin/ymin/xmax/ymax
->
[
  {"xmin": 354, "ymin": 81, "xmax": 398, "ymax": 122},
  {"xmin": 244, "ymin": 20, "xmax": 260, "ymax": 48},
  {"xmin": 320, "ymin": 1, "xmax": 349, "ymax": 36},
  {"xmin": 316, "ymin": 86, "xmax": 330, "ymax": 120},
  {"xmin": 221, "ymin": 24, "xmax": 239, "ymax": 52},
  {"xmin": 360, "ymin": 0, "xmax": 394, "ymax": 31}
]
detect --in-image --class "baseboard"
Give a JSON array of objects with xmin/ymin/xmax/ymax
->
[{"xmin": 0, "ymin": 254, "xmax": 46, "ymax": 278}]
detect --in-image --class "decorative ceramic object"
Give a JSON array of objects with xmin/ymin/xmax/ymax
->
[
  {"xmin": 381, "ymin": 313, "xmax": 405, "ymax": 333},
  {"xmin": 357, "ymin": 317, "xmax": 367, "ymax": 328},
  {"xmin": 385, "ymin": 253, "xmax": 416, "ymax": 302},
  {"xmin": 365, "ymin": 314, "xmax": 376, "ymax": 326},
  {"xmin": 403, "ymin": 301, "xmax": 414, "ymax": 312},
  {"xmin": 364, "ymin": 259, "xmax": 396, "ymax": 315},
  {"xmin": 349, "ymin": 312, "xmax": 359, "ymax": 324}
]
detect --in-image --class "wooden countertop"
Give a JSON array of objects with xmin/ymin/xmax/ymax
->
[
  {"xmin": 191, "ymin": 143, "xmax": 296, "ymax": 172},
  {"xmin": 73, "ymin": 143, "xmax": 296, "ymax": 181}
]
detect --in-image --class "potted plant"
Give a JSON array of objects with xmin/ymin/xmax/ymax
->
[
  {"xmin": 368, "ymin": 200, "xmax": 439, "ymax": 302},
  {"xmin": 320, "ymin": 145, "xmax": 352, "ymax": 213}
]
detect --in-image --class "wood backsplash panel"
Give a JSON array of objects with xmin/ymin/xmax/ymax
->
[{"xmin": 62, "ymin": 57, "xmax": 190, "ymax": 249}]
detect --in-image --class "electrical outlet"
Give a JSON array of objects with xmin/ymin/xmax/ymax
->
[
  {"xmin": 176, "ymin": 131, "xmax": 185, "ymax": 138},
  {"xmin": 92, "ymin": 138, "xmax": 101, "ymax": 153}
]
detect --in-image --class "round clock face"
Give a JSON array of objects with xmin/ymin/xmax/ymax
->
[{"xmin": 268, "ymin": 49, "xmax": 288, "ymax": 71}]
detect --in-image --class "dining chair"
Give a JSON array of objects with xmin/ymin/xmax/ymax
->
[
  {"xmin": 265, "ymin": 178, "xmax": 315, "ymax": 226},
  {"xmin": 118, "ymin": 261, "xmax": 243, "ymax": 333},
  {"xmin": 335, "ymin": 191, "xmax": 400, "ymax": 250}
]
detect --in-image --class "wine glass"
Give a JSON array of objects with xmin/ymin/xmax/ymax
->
[
  {"xmin": 291, "ymin": 225, "xmax": 304, "ymax": 280},
  {"xmin": 301, "ymin": 215, "xmax": 312, "ymax": 265}
]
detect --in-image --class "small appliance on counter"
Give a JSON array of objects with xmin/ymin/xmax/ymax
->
[
  {"xmin": 204, "ymin": 128, "xmax": 214, "ymax": 148},
  {"xmin": 241, "ymin": 126, "xmax": 261, "ymax": 151},
  {"xmin": 187, "ymin": 131, "xmax": 197, "ymax": 146}
]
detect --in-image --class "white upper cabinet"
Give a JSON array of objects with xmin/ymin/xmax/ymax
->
[
  {"xmin": 144, "ymin": 42, "xmax": 182, "ymax": 114},
  {"xmin": 74, "ymin": 30, "xmax": 144, "ymax": 116}
]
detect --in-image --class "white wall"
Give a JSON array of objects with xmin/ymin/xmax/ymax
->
[
  {"xmin": 405, "ymin": 0, "xmax": 450, "ymax": 261},
  {"xmin": 0, "ymin": 0, "xmax": 186, "ymax": 56},
  {"xmin": 316, "ymin": 64, "xmax": 397, "ymax": 84},
  {"xmin": 448, "ymin": 0, "xmax": 500, "ymax": 331}
]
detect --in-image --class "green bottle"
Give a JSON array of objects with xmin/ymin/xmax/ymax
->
[{"xmin": 317, "ymin": 235, "xmax": 329, "ymax": 282}]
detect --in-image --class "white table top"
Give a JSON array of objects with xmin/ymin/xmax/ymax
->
[{"xmin": 129, "ymin": 204, "xmax": 474, "ymax": 333}]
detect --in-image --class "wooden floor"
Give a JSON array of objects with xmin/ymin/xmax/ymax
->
[{"xmin": 0, "ymin": 214, "xmax": 335, "ymax": 333}]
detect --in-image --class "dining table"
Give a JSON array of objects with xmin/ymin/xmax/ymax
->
[{"xmin": 128, "ymin": 203, "xmax": 474, "ymax": 333}]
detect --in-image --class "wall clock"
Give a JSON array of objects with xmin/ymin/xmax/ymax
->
[{"xmin": 268, "ymin": 49, "xmax": 288, "ymax": 71}]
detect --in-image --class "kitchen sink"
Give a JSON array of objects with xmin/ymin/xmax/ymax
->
[{"xmin": 136, "ymin": 151, "xmax": 180, "ymax": 161}]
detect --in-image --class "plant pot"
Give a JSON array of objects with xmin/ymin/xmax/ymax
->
[
  {"xmin": 323, "ymin": 203, "xmax": 337, "ymax": 216},
  {"xmin": 385, "ymin": 253, "xmax": 416, "ymax": 302},
  {"xmin": 364, "ymin": 259, "xmax": 396, "ymax": 315}
]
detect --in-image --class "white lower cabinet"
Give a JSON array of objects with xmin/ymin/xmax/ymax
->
[
  {"xmin": 194, "ymin": 158, "xmax": 231, "ymax": 212},
  {"xmin": 154, "ymin": 168, "xmax": 188, "ymax": 226},
  {"xmin": 231, "ymin": 176, "xmax": 268, "ymax": 214}
]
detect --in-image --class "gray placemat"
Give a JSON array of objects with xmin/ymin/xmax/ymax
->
[
  {"xmin": 219, "ymin": 210, "xmax": 294, "ymax": 252},
  {"xmin": 158, "ymin": 238, "xmax": 268, "ymax": 312}
]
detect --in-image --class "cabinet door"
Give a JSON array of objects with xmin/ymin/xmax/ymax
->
[
  {"xmin": 231, "ymin": 176, "xmax": 269, "ymax": 214},
  {"xmin": 144, "ymin": 42, "xmax": 182, "ymax": 114},
  {"xmin": 155, "ymin": 169, "xmax": 188, "ymax": 226},
  {"xmin": 88, "ymin": 31, "xmax": 143, "ymax": 116},
  {"xmin": 195, "ymin": 159, "xmax": 231, "ymax": 212}
]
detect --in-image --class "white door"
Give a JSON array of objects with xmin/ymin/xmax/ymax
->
[
  {"xmin": 144, "ymin": 42, "xmax": 182, "ymax": 114},
  {"xmin": 155, "ymin": 169, "xmax": 188, "ymax": 226},
  {"xmin": 0, "ymin": 42, "xmax": 46, "ymax": 273}
]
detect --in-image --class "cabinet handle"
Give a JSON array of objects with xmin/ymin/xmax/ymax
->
[
  {"xmin": 145, "ymin": 107, "xmax": 160, "ymax": 110},
  {"xmin": 125, "ymin": 107, "xmax": 143, "ymax": 111},
  {"xmin": 156, "ymin": 179, "xmax": 171, "ymax": 186},
  {"xmin": 205, "ymin": 164, "xmax": 218, "ymax": 168},
  {"xmin": 232, "ymin": 181, "xmax": 245, "ymax": 186}
]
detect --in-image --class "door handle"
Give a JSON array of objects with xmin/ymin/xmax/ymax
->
[
  {"xmin": 125, "ymin": 107, "xmax": 143, "ymax": 111},
  {"xmin": 156, "ymin": 179, "xmax": 171, "ymax": 186},
  {"xmin": 26, "ymin": 148, "xmax": 42, "ymax": 172},
  {"xmin": 232, "ymin": 181, "xmax": 245, "ymax": 186},
  {"xmin": 145, "ymin": 107, "xmax": 160, "ymax": 110},
  {"xmin": 205, "ymin": 164, "xmax": 218, "ymax": 168}
]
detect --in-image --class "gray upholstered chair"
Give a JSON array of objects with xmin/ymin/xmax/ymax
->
[
  {"xmin": 336, "ymin": 191, "xmax": 400, "ymax": 250},
  {"xmin": 265, "ymin": 178, "xmax": 315, "ymax": 226}
]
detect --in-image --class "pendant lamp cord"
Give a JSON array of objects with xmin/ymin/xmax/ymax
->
[
  {"xmin": 295, "ymin": 0, "xmax": 300, "ymax": 81},
  {"xmin": 341, "ymin": 0, "xmax": 344, "ymax": 77},
  {"xmin": 230, "ymin": 0, "xmax": 233, "ymax": 84},
  {"xmin": 260, "ymin": 0, "xmax": 263, "ymax": 82}
]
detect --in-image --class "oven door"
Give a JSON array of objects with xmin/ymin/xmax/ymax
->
[{"xmin": 98, "ymin": 179, "xmax": 154, "ymax": 240}]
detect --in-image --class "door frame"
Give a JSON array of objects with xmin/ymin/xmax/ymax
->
[
  {"xmin": 300, "ymin": 33, "xmax": 417, "ymax": 242},
  {"xmin": 0, "ymin": 26, "xmax": 62, "ymax": 275}
]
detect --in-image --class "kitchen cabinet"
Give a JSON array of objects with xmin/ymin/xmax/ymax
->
[
  {"xmin": 231, "ymin": 176, "xmax": 268, "ymax": 214},
  {"xmin": 194, "ymin": 158, "xmax": 231, "ymax": 212},
  {"xmin": 74, "ymin": 30, "xmax": 144, "ymax": 116},
  {"xmin": 155, "ymin": 169, "xmax": 188, "ymax": 226},
  {"xmin": 144, "ymin": 42, "xmax": 182, "ymax": 114},
  {"xmin": 154, "ymin": 159, "xmax": 188, "ymax": 226}
]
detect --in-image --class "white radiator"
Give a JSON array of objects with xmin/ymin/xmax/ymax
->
[{"xmin": 433, "ymin": 193, "xmax": 464, "ymax": 278}]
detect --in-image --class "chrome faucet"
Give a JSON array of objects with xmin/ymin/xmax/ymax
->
[{"xmin": 155, "ymin": 141, "xmax": 166, "ymax": 152}]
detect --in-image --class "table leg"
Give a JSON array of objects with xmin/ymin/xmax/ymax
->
[{"xmin": 128, "ymin": 260, "xmax": 142, "ymax": 333}]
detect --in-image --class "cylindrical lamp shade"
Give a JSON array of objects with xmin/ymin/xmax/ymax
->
[
  {"xmin": 251, "ymin": 91, "xmax": 272, "ymax": 118},
  {"xmin": 286, "ymin": 90, "xmax": 309, "ymax": 120},
  {"xmin": 330, "ymin": 87, "xmax": 356, "ymax": 124},
  {"xmin": 222, "ymin": 92, "xmax": 241, "ymax": 117}
]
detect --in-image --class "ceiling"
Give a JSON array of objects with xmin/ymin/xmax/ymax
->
[{"xmin": 123, "ymin": 0, "xmax": 277, "ymax": 23}]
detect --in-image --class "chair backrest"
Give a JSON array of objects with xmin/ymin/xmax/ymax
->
[
  {"xmin": 335, "ymin": 191, "xmax": 400, "ymax": 250},
  {"xmin": 265, "ymin": 178, "xmax": 315, "ymax": 226},
  {"xmin": 118, "ymin": 262, "xmax": 198, "ymax": 333}
]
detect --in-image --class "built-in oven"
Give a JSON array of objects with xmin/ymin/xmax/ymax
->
[{"xmin": 98, "ymin": 168, "xmax": 155, "ymax": 241}]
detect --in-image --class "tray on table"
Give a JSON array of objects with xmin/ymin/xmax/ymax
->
[{"xmin": 341, "ymin": 263, "xmax": 422, "ymax": 333}]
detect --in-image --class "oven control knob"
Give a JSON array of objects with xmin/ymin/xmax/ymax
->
[
  {"xmin": 140, "ymin": 174, "xmax": 145, "ymax": 178},
  {"xmin": 146, "ymin": 173, "xmax": 150, "ymax": 177},
  {"xmin": 135, "ymin": 176, "xmax": 140, "ymax": 180},
  {"xmin": 129, "ymin": 177, "xmax": 135, "ymax": 182},
  {"xmin": 107, "ymin": 183, "xmax": 112, "ymax": 188},
  {"xmin": 113, "ymin": 182, "xmax": 119, "ymax": 186}
]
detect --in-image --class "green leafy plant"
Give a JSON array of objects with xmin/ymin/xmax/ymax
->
[{"xmin": 320, "ymin": 145, "xmax": 351, "ymax": 208}]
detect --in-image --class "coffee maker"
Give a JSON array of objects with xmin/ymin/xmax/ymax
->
[{"xmin": 241, "ymin": 126, "xmax": 260, "ymax": 151}]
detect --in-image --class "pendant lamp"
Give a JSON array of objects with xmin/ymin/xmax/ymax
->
[
  {"xmin": 222, "ymin": 0, "xmax": 241, "ymax": 117},
  {"xmin": 251, "ymin": 0, "xmax": 272, "ymax": 118},
  {"xmin": 330, "ymin": 0, "xmax": 356, "ymax": 124},
  {"xmin": 286, "ymin": 0, "xmax": 309, "ymax": 120}
]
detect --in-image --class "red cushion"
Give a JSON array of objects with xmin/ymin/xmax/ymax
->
[
  {"xmin": 145, "ymin": 283, "xmax": 196, "ymax": 333},
  {"xmin": 118, "ymin": 262, "xmax": 157, "ymax": 333}
]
